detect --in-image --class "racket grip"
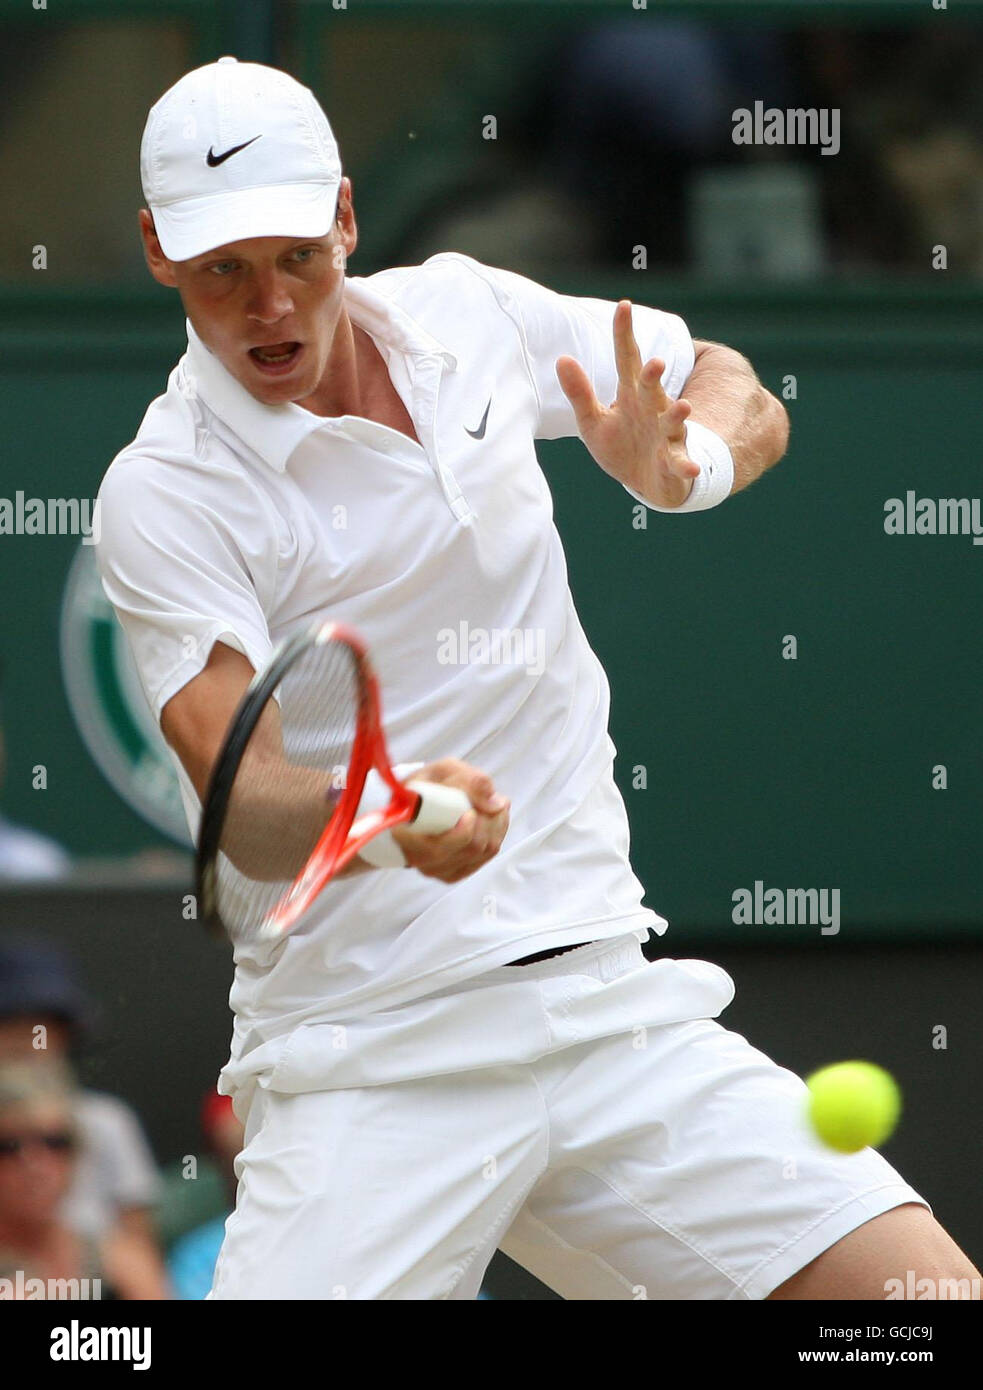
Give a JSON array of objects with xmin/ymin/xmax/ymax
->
[{"xmin": 404, "ymin": 781, "xmax": 472, "ymax": 835}]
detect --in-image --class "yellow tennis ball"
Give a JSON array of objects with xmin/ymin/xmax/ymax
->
[{"xmin": 805, "ymin": 1061, "xmax": 901, "ymax": 1153}]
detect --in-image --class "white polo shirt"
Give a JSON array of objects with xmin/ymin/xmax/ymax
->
[{"xmin": 96, "ymin": 252, "xmax": 699, "ymax": 1091}]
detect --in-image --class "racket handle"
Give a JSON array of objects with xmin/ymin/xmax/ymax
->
[{"xmin": 404, "ymin": 781, "xmax": 472, "ymax": 835}]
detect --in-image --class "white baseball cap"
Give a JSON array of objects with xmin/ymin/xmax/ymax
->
[{"xmin": 140, "ymin": 56, "xmax": 342, "ymax": 261}]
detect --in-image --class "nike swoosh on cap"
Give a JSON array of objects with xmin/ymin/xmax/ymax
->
[
  {"xmin": 465, "ymin": 398, "xmax": 492, "ymax": 440},
  {"xmin": 206, "ymin": 135, "xmax": 262, "ymax": 167}
]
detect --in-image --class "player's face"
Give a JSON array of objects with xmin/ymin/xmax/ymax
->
[
  {"xmin": 140, "ymin": 182, "xmax": 358, "ymax": 409},
  {"xmin": 174, "ymin": 231, "xmax": 347, "ymax": 407}
]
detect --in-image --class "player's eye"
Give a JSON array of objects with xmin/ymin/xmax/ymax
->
[
  {"xmin": 292, "ymin": 248, "xmax": 317, "ymax": 264},
  {"xmin": 209, "ymin": 261, "xmax": 239, "ymax": 276}
]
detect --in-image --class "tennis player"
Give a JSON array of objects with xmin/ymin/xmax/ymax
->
[{"xmin": 97, "ymin": 58, "xmax": 979, "ymax": 1299}]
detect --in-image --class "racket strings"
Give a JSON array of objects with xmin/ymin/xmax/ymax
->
[{"xmin": 212, "ymin": 639, "xmax": 362, "ymax": 941}]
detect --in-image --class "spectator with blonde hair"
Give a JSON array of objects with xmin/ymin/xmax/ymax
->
[
  {"xmin": 0, "ymin": 939, "xmax": 165, "ymax": 1262},
  {"xmin": 0, "ymin": 1061, "xmax": 168, "ymax": 1299}
]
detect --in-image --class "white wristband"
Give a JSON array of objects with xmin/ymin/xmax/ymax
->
[
  {"xmin": 624, "ymin": 419, "xmax": 734, "ymax": 513},
  {"xmin": 355, "ymin": 763, "xmax": 425, "ymax": 869}
]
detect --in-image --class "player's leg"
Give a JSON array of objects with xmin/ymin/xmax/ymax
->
[
  {"xmin": 767, "ymin": 1202, "xmax": 981, "ymax": 1299},
  {"xmin": 210, "ymin": 1066, "xmax": 546, "ymax": 1300},
  {"xmin": 500, "ymin": 1015, "xmax": 969, "ymax": 1300}
]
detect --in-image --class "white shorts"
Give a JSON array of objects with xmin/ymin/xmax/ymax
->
[{"xmin": 210, "ymin": 934, "xmax": 929, "ymax": 1300}]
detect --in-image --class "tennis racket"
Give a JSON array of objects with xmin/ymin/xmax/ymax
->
[{"xmin": 196, "ymin": 620, "xmax": 470, "ymax": 945}]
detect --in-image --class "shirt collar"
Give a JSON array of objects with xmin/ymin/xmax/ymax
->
[{"xmin": 183, "ymin": 274, "xmax": 458, "ymax": 473}]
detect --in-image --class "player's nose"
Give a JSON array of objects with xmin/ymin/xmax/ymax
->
[{"xmin": 247, "ymin": 271, "xmax": 295, "ymax": 321}]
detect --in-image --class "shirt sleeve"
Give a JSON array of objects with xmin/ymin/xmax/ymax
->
[
  {"xmin": 95, "ymin": 453, "xmax": 277, "ymax": 723},
  {"xmin": 451, "ymin": 258, "xmax": 696, "ymax": 441}
]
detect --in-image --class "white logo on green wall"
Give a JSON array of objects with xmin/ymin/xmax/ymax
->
[{"xmin": 60, "ymin": 544, "xmax": 191, "ymax": 846}]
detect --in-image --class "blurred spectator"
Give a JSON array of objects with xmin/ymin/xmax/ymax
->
[
  {"xmin": 0, "ymin": 939, "xmax": 168, "ymax": 1285},
  {"xmin": 0, "ymin": 1060, "xmax": 167, "ymax": 1298},
  {"xmin": 409, "ymin": 18, "xmax": 983, "ymax": 277},
  {"xmin": 528, "ymin": 19, "xmax": 797, "ymax": 268},
  {"xmin": 0, "ymin": 667, "xmax": 70, "ymax": 880},
  {"xmin": 167, "ymin": 1089, "xmax": 242, "ymax": 1300},
  {"xmin": 794, "ymin": 25, "xmax": 983, "ymax": 273}
]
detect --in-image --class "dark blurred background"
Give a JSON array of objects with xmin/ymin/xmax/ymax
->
[{"xmin": 0, "ymin": 0, "xmax": 981, "ymax": 1299}]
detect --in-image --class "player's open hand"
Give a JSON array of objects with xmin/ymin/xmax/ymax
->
[
  {"xmin": 555, "ymin": 300, "xmax": 700, "ymax": 509},
  {"xmin": 392, "ymin": 758, "xmax": 510, "ymax": 883}
]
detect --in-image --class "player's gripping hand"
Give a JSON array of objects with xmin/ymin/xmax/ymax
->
[
  {"xmin": 391, "ymin": 758, "xmax": 510, "ymax": 884},
  {"xmin": 555, "ymin": 299, "xmax": 700, "ymax": 509}
]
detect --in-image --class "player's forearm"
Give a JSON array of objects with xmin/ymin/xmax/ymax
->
[
  {"xmin": 682, "ymin": 344, "xmax": 789, "ymax": 494},
  {"xmin": 220, "ymin": 756, "xmax": 376, "ymax": 880}
]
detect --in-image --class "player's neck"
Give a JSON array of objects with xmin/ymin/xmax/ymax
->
[{"xmin": 294, "ymin": 316, "xmax": 380, "ymax": 421}]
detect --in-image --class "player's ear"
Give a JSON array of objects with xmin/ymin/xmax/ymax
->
[
  {"xmin": 139, "ymin": 209, "xmax": 178, "ymax": 288},
  {"xmin": 335, "ymin": 175, "xmax": 352, "ymax": 225},
  {"xmin": 334, "ymin": 177, "xmax": 357, "ymax": 263}
]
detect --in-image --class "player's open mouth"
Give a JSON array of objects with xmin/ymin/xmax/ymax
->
[{"xmin": 249, "ymin": 342, "xmax": 302, "ymax": 374}]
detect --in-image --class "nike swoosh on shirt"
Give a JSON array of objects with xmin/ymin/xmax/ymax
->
[
  {"xmin": 206, "ymin": 136, "xmax": 262, "ymax": 167},
  {"xmin": 464, "ymin": 398, "xmax": 492, "ymax": 440}
]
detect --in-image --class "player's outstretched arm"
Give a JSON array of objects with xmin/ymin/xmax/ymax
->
[
  {"xmin": 680, "ymin": 336, "xmax": 789, "ymax": 495},
  {"xmin": 555, "ymin": 300, "xmax": 788, "ymax": 507}
]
